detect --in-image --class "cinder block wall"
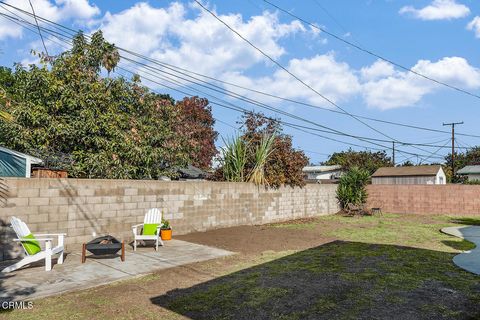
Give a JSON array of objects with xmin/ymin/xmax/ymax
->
[
  {"xmin": 0, "ymin": 178, "xmax": 338, "ymax": 257},
  {"xmin": 367, "ymin": 184, "xmax": 480, "ymax": 215}
]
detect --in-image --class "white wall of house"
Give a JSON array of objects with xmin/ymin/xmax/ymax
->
[
  {"xmin": 372, "ymin": 168, "xmax": 446, "ymax": 185},
  {"xmin": 372, "ymin": 176, "xmax": 436, "ymax": 185},
  {"xmin": 435, "ymin": 169, "xmax": 446, "ymax": 185},
  {"xmin": 466, "ymin": 174, "xmax": 480, "ymax": 181},
  {"xmin": 306, "ymin": 170, "xmax": 341, "ymax": 180}
]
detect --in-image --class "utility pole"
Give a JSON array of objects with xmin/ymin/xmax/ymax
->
[
  {"xmin": 392, "ymin": 141, "xmax": 395, "ymax": 166},
  {"xmin": 443, "ymin": 121, "xmax": 464, "ymax": 179}
]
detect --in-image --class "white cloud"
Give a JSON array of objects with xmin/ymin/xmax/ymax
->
[
  {"xmin": 467, "ymin": 16, "xmax": 480, "ymax": 38},
  {"xmin": 360, "ymin": 60, "xmax": 396, "ymax": 81},
  {"xmin": 55, "ymin": 0, "xmax": 100, "ymax": 20},
  {"xmin": 0, "ymin": 19, "xmax": 23, "ymax": 40},
  {"xmin": 399, "ymin": 0, "xmax": 470, "ymax": 20},
  {"xmin": 0, "ymin": 0, "xmax": 100, "ymax": 40},
  {"xmin": 363, "ymin": 77, "xmax": 430, "ymax": 110},
  {"xmin": 99, "ymin": 3, "xmax": 185, "ymax": 55},
  {"xmin": 97, "ymin": 2, "xmax": 306, "ymax": 77},
  {"xmin": 5, "ymin": 1, "xmax": 477, "ymax": 113},
  {"xmin": 223, "ymin": 53, "xmax": 361, "ymax": 107},
  {"xmin": 362, "ymin": 57, "xmax": 480, "ymax": 110},
  {"xmin": 413, "ymin": 57, "xmax": 480, "ymax": 88}
]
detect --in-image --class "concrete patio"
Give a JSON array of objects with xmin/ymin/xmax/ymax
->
[
  {"xmin": 0, "ymin": 239, "xmax": 233, "ymax": 301},
  {"xmin": 441, "ymin": 226, "xmax": 480, "ymax": 275}
]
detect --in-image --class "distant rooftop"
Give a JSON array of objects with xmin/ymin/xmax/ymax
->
[
  {"xmin": 302, "ymin": 165, "xmax": 342, "ymax": 173},
  {"xmin": 457, "ymin": 165, "xmax": 480, "ymax": 175},
  {"xmin": 372, "ymin": 165, "xmax": 442, "ymax": 177},
  {"xmin": 176, "ymin": 165, "xmax": 206, "ymax": 179},
  {"xmin": 0, "ymin": 146, "xmax": 43, "ymax": 164}
]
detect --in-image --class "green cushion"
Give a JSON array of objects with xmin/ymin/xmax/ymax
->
[
  {"xmin": 143, "ymin": 224, "xmax": 159, "ymax": 235},
  {"xmin": 22, "ymin": 233, "xmax": 41, "ymax": 255}
]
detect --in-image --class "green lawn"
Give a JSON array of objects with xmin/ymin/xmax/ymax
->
[
  {"xmin": 2, "ymin": 213, "xmax": 479, "ymax": 320},
  {"xmin": 156, "ymin": 241, "xmax": 480, "ymax": 319}
]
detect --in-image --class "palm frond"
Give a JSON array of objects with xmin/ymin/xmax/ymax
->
[{"xmin": 248, "ymin": 133, "xmax": 276, "ymax": 185}]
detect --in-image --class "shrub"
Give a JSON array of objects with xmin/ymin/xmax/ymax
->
[
  {"xmin": 221, "ymin": 135, "xmax": 249, "ymax": 182},
  {"xmin": 220, "ymin": 133, "xmax": 276, "ymax": 186},
  {"xmin": 247, "ymin": 133, "xmax": 276, "ymax": 186},
  {"xmin": 336, "ymin": 167, "xmax": 370, "ymax": 209}
]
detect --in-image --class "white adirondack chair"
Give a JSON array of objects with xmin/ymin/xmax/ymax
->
[
  {"xmin": 132, "ymin": 208, "xmax": 164, "ymax": 251},
  {"xmin": 2, "ymin": 217, "xmax": 66, "ymax": 273}
]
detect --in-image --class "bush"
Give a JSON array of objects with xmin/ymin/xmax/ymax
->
[
  {"xmin": 336, "ymin": 167, "xmax": 370, "ymax": 209},
  {"xmin": 464, "ymin": 179, "xmax": 480, "ymax": 185}
]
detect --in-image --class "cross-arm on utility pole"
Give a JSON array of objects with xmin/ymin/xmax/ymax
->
[{"xmin": 443, "ymin": 121, "xmax": 464, "ymax": 180}]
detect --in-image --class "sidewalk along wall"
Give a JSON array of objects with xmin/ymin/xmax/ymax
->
[
  {"xmin": 0, "ymin": 178, "xmax": 338, "ymax": 256},
  {"xmin": 367, "ymin": 184, "xmax": 480, "ymax": 215}
]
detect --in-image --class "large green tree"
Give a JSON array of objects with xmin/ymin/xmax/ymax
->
[
  {"xmin": 323, "ymin": 148, "xmax": 392, "ymax": 175},
  {"xmin": 444, "ymin": 147, "xmax": 480, "ymax": 182},
  {"xmin": 0, "ymin": 31, "xmax": 217, "ymax": 179}
]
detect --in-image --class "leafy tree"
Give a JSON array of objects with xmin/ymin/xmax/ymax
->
[
  {"xmin": 174, "ymin": 97, "xmax": 218, "ymax": 169},
  {"xmin": 0, "ymin": 67, "xmax": 13, "ymax": 121},
  {"xmin": 336, "ymin": 166, "xmax": 370, "ymax": 209},
  {"xmin": 324, "ymin": 148, "xmax": 392, "ymax": 175},
  {"xmin": 399, "ymin": 160, "xmax": 414, "ymax": 166},
  {"xmin": 0, "ymin": 31, "xmax": 216, "ymax": 179},
  {"xmin": 444, "ymin": 147, "xmax": 480, "ymax": 182}
]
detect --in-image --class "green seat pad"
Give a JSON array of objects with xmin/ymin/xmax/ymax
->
[
  {"xmin": 143, "ymin": 224, "xmax": 159, "ymax": 235},
  {"xmin": 22, "ymin": 233, "xmax": 41, "ymax": 255}
]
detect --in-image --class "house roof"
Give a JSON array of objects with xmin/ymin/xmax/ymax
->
[
  {"xmin": 372, "ymin": 165, "xmax": 442, "ymax": 177},
  {"xmin": 302, "ymin": 165, "xmax": 342, "ymax": 173},
  {"xmin": 457, "ymin": 165, "xmax": 480, "ymax": 175},
  {"xmin": 0, "ymin": 146, "xmax": 43, "ymax": 164},
  {"xmin": 177, "ymin": 165, "xmax": 206, "ymax": 179}
]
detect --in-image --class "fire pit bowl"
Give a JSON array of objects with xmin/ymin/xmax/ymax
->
[{"xmin": 81, "ymin": 235, "xmax": 125, "ymax": 263}]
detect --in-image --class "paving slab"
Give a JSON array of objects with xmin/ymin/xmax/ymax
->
[
  {"xmin": 0, "ymin": 239, "xmax": 233, "ymax": 301},
  {"xmin": 441, "ymin": 226, "xmax": 480, "ymax": 275}
]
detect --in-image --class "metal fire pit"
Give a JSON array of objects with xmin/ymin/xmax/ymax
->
[{"xmin": 81, "ymin": 235, "xmax": 125, "ymax": 263}]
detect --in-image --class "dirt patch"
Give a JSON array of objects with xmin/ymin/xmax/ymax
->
[{"xmin": 176, "ymin": 224, "xmax": 335, "ymax": 255}]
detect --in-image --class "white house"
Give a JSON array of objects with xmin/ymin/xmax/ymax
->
[
  {"xmin": 302, "ymin": 165, "xmax": 343, "ymax": 183},
  {"xmin": 457, "ymin": 165, "xmax": 480, "ymax": 182},
  {"xmin": 371, "ymin": 165, "xmax": 446, "ymax": 185}
]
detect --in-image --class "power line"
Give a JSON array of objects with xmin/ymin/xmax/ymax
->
[
  {"xmin": 193, "ymin": 0, "xmax": 407, "ymax": 145},
  {"xmin": 0, "ymin": 7, "xmax": 387, "ymax": 150},
  {"xmin": 27, "ymin": 0, "xmax": 49, "ymax": 57},
  {"xmin": 192, "ymin": 1, "xmax": 463, "ymax": 159},
  {"xmin": 0, "ymin": 10, "xmax": 388, "ymax": 155},
  {"xmin": 125, "ymin": 56, "xmax": 461, "ymax": 152},
  {"xmin": 2, "ymin": 2, "xmax": 480, "ymax": 140},
  {"xmin": 419, "ymin": 139, "xmax": 451, "ymax": 164},
  {"xmin": 263, "ymin": 0, "xmax": 480, "ymax": 101},
  {"xmin": 114, "ymin": 62, "xmax": 435, "ymax": 157},
  {"xmin": 9, "ymin": 15, "xmax": 448, "ymax": 159},
  {"xmin": 311, "ymin": 0, "xmax": 363, "ymax": 47},
  {"xmin": 0, "ymin": 8, "xmax": 448, "ymax": 160}
]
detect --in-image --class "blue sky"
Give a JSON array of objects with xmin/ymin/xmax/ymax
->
[{"xmin": 1, "ymin": 0, "xmax": 479, "ymax": 164}]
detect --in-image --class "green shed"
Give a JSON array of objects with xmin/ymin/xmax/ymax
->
[{"xmin": 0, "ymin": 146, "xmax": 43, "ymax": 178}]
